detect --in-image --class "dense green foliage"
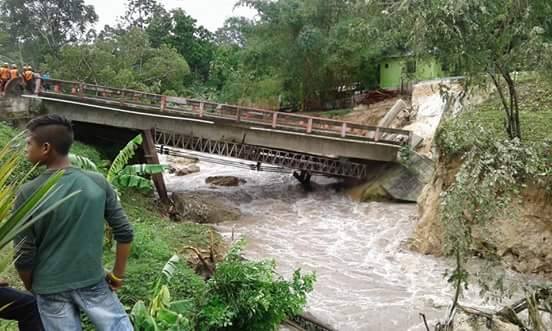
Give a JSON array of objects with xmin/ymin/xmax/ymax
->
[
  {"xmin": 216, "ymin": 0, "xmax": 393, "ymax": 108},
  {"xmin": 44, "ymin": 28, "xmax": 190, "ymax": 94},
  {"xmin": 130, "ymin": 240, "xmax": 315, "ymax": 331}
]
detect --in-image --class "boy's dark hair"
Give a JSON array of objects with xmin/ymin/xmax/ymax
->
[{"xmin": 26, "ymin": 114, "xmax": 74, "ymax": 155}]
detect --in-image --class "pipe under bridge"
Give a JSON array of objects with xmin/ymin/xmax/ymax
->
[{"xmin": 22, "ymin": 79, "xmax": 413, "ymax": 179}]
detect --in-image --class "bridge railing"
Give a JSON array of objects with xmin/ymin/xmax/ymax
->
[{"xmin": 43, "ymin": 79, "xmax": 413, "ymax": 146}]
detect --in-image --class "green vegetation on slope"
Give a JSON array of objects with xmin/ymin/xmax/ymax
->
[
  {"xmin": 111, "ymin": 193, "xmax": 213, "ymax": 306},
  {"xmin": 433, "ymin": 79, "xmax": 552, "ymax": 313},
  {"xmin": 437, "ymin": 78, "xmax": 552, "ymax": 157}
]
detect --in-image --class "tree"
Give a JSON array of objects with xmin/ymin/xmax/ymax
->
[
  {"xmin": 226, "ymin": 0, "xmax": 387, "ymax": 109},
  {"xmin": 215, "ymin": 17, "xmax": 253, "ymax": 47},
  {"xmin": 122, "ymin": 0, "xmax": 165, "ymax": 30},
  {"xmin": 44, "ymin": 28, "xmax": 190, "ymax": 94},
  {"xmin": 130, "ymin": 241, "xmax": 315, "ymax": 331},
  {"xmin": 396, "ymin": 0, "xmax": 552, "ymax": 140},
  {"xmin": 0, "ymin": 0, "xmax": 97, "ymax": 62},
  {"xmin": 146, "ymin": 9, "xmax": 216, "ymax": 82}
]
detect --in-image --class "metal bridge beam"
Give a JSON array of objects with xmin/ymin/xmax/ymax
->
[{"xmin": 154, "ymin": 129, "xmax": 371, "ymax": 179}]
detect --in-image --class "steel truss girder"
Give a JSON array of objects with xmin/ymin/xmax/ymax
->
[{"xmin": 154, "ymin": 129, "xmax": 369, "ymax": 179}]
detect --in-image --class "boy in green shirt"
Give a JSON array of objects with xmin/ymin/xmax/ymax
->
[{"xmin": 14, "ymin": 114, "xmax": 134, "ymax": 330}]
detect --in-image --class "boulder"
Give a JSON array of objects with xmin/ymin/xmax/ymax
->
[
  {"xmin": 171, "ymin": 192, "xmax": 240, "ymax": 224},
  {"xmin": 205, "ymin": 176, "xmax": 246, "ymax": 187},
  {"xmin": 172, "ymin": 164, "xmax": 200, "ymax": 176},
  {"xmin": 166, "ymin": 155, "xmax": 198, "ymax": 166}
]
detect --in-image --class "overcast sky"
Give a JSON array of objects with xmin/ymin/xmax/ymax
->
[{"xmin": 84, "ymin": 0, "xmax": 256, "ymax": 32}]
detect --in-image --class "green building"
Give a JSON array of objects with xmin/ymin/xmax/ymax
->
[{"xmin": 379, "ymin": 56, "xmax": 449, "ymax": 90}]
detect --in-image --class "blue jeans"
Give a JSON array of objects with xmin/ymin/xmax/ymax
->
[{"xmin": 35, "ymin": 280, "xmax": 133, "ymax": 331}]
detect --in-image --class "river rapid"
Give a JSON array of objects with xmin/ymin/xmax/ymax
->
[{"xmin": 163, "ymin": 157, "xmax": 505, "ymax": 331}]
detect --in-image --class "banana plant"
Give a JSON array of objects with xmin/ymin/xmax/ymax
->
[
  {"xmin": 0, "ymin": 135, "xmax": 79, "ymax": 272},
  {"xmin": 131, "ymin": 255, "xmax": 196, "ymax": 331},
  {"xmin": 71, "ymin": 134, "xmax": 167, "ymax": 191}
]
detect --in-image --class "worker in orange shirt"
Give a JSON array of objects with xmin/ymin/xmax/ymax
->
[
  {"xmin": 0, "ymin": 63, "xmax": 10, "ymax": 93},
  {"xmin": 10, "ymin": 64, "xmax": 19, "ymax": 80},
  {"xmin": 23, "ymin": 66, "xmax": 35, "ymax": 93}
]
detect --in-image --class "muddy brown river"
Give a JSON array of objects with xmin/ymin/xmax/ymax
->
[{"xmin": 163, "ymin": 156, "xmax": 528, "ymax": 331}]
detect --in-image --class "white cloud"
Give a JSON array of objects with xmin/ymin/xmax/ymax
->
[{"xmin": 85, "ymin": 0, "xmax": 256, "ymax": 32}]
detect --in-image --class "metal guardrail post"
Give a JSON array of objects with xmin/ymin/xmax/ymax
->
[
  {"xmin": 341, "ymin": 123, "xmax": 347, "ymax": 138},
  {"xmin": 160, "ymin": 95, "xmax": 167, "ymax": 112},
  {"xmin": 375, "ymin": 127, "xmax": 381, "ymax": 142},
  {"xmin": 34, "ymin": 78, "xmax": 41, "ymax": 95},
  {"xmin": 272, "ymin": 112, "xmax": 278, "ymax": 128},
  {"xmin": 199, "ymin": 102, "xmax": 204, "ymax": 117},
  {"xmin": 307, "ymin": 118, "xmax": 313, "ymax": 133},
  {"xmin": 236, "ymin": 107, "xmax": 241, "ymax": 122}
]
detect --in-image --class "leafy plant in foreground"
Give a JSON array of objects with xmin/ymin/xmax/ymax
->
[
  {"xmin": 197, "ymin": 239, "xmax": 316, "ymax": 331},
  {"xmin": 130, "ymin": 240, "xmax": 316, "ymax": 331},
  {"xmin": 131, "ymin": 255, "xmax": 197, "ymax": 331}
]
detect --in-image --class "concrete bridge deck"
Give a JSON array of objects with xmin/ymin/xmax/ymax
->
[{"xmin": 19, "ymin": 79, "xmax": 414, "ymax": 178}]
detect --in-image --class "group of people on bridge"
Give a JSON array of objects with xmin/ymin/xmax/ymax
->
[{"xmin": 0, "ymin": 63, "xmax": 39, "ymax": 96}]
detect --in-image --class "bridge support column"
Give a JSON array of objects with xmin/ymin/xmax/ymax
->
[
  {"xmin": 293, "ymin": 170, "xmax": 312, "ymax": 190},
  {"xmin": 142, "ymin": 129, "xmax": 170, "ymax": 204}
]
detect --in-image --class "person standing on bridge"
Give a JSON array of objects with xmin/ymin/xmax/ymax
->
[
  {"xmin": 9, "ymin": 64, "xmax": 19, "ymax": 81},
  {"xmin": 0, "ymin": 63, "xmax": 10, "ymax": 94},
  {"xmin": 14, "ymin": 114, "xmax": 134, "ymax": 331},
  {"xmin": 23, "ymin": 66, "xmax": 35, "ymax": 94}
]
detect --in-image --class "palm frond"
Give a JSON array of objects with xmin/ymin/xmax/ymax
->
[
  {"xmin": 107, "ymin": 135, "xmax": 143, "ymax": 182},
  {"xmin": 0, "ymin": 174, "xmax": 81, "ymax": 248}
]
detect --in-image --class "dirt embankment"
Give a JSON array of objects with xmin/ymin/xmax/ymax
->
[
  {"xmin": 411, "ymin": 155, "xmax": 552, "ymax": 275},
  {"xmin": 342, "ymin": 97, "xmax": 407, "ymax": 126},
  {"xmin": 302, "ymin": 95, "xmax": 411, "ymax": 128}
]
